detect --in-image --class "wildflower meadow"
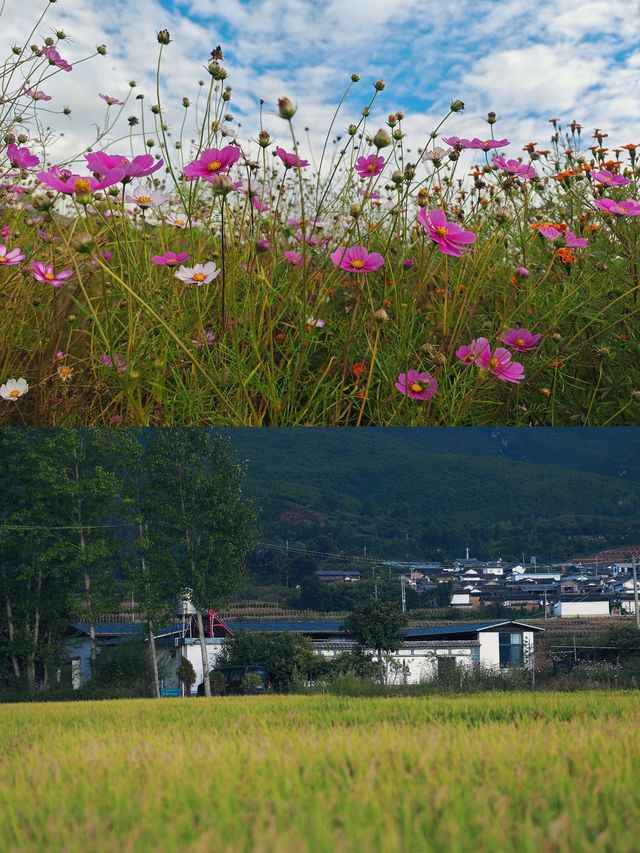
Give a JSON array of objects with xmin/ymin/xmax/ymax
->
[{"xmin": 1, "ymin": 4, "xmax": 639, "ymax": 425}]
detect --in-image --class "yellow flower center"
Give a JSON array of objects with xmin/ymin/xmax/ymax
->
[
  {"xmin": 367, "ymin": 163, "xmax": 375, "ymax": 172},
  {"xmin": 8, "ymin": 389, "xmax": 21, "ymax": 398},
  {"xmin": 44, "ymin": 272, "xmax": 55, "ymax": 280},
  {"xmin": 435, "ymin": 226, "xmax": 448, "ymax": 237},
  {"xmin": 137, "ymin": 195, "xmax": 151, "ymax": 204},
  {"xmin": 175, "ymin": 219, "xmax": 185, "ymax": 226},
  {"xmin": 351, "ymin": 259, "xmax": 365, "ymax": 269},
  {"xmin": 74, "ymin": 178, "xmax": 92, "ymax": 193},
  {"xmin": 516, "ymin": 338, "xmax": 525, "ymax": 347},
  {"xmin": 207, "ymin": 160, "xmax": 223, "ymax": 172},
  {"xmin": 490, "ymin": 357, "xmax": 500, "ymax": 370},
  {"xmin": 0, "ymin": 256, "xmax": 6, "ymax": 263},
  {"xmin": 410, "ymin": 382, "xmax": 424, "ymax": 393},
  {"xmin": 192, "ymin": 272, "xmax": 206, "ymax": 282},
  {"xmin": 59, "ymin": 367, "xmax": 71, "ymax": 379}
]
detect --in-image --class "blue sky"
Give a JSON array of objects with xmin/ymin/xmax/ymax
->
[{"xmin": 6, "ymin": 0, "xmax": 640, "ymax": 162}]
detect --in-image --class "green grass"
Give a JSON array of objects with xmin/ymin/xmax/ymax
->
[{"xmin": 1, "ymin": 692, "xmax": 638, "ymax": 851}]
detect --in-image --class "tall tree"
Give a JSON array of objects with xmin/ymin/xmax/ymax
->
[
  {"xmin": 40, "ymin": 430, "xmax": 123, "ymax": 670},
  {"xmin": 147, "ymin": 430, "xmax": 256, "ymax": 696},
  {"xmin": 119, "ymin": 432, "xmax": 178, "ymax": 698},
  {"xmin": 343, "ymin": 599, "xmax": 408, "ymax": 684}
]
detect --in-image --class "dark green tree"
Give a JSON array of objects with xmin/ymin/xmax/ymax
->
[
  {"xmin": 147, "ymin": 431, "xmax": 256, "ymax": 696},
  {"xmin": 343, "ymin": 598, "xmax": 408, "ymax": 684}
]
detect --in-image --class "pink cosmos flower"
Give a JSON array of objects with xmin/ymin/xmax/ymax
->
[
  {"xmin": 30, "ymin": 261, "xmax": 73, "ymax": 288},
  {"xmin": 492, "ymin": 155, "xmax": 537, "ymax": 180},
  {"xmin": 515, "ymin": 266, "xmax": 530, "ymax": 278},
  {"xmin": 593, "ymin": 197, "xmax": 640, "ymax": 216},
  {"xmin": 253, "ymin": 197, "xmax": 270, "ymax": 212},
  {"xmin": 151, "ymin": 251, "xmax": 190, "ymax": 266},
  {"xmin": 183, "ymin": 146, "xmax": 241, "ymax": 179},
  {"xmin": 86, "ymin": 152, "xmax": 163, "ymax": 181},
  {"xmin": 501, "ymin": 328, "xmax": 542, "ymax": 352},
  {"xmin": 193, "ymin": 330, "xmax": 217, "ymax": 347},
  {"xmin": 395, "ymin": 370, "xmax": 438, "ymax": 401},
  {"xmin": 42, "ymin": 46, "xmax": 72, "ymax": 72},
  {"xmin": 538, "ymin": 225, "xmax": 588, "ymax": 249},
  {"xmin": 443, "ymin": 136, "xmax": 509, "ymax": 150},
  {"xmin": 456, "ymin": 337, "xmax": 491, "ymax": 366},
  {"xmin": 22, "ymin": 86, "xmax": 51, "ymax": 101},
  {"xmin": 591, "ymin": 169, "xmax": 630, "ymax": 187},
  {"xmin": 403, "ymin": 258, "xmax": 416, "ymax": 269},
  {"xmin": 355, "ymin": 154, "xmax": 385, "ymax": 179},
  {"xmin": 283, "ymin": 251, "xmax": 304, "ymax": 265},
  {"xmin": 7, "ymin": 143, "xmax": 40, "ymax": 170},
  {"xmin": 99, "ymin": 93, "xmax": 124, "ymax": 106},
  {"xmin": 485, "ymin": 347, "xmax": 525, "ymax": 383},
  {"xmin": 174, "ymin": 262, "xmax": 221, "ymax": 285},
  {"xmin": 100, "ymin": 353, "xmax": 127, "ymax": 372},
  {"xmin": 37, "ymin": 168, "xmax": 124, "ymax": 194},
  {"xmin": 306, "ymin": 317, "xmax": 326, "ymax": 329},
  {"xmin": 330, "ymin": 245, "xmax": 384, "ymax": 273},
  {"xmin": 275, "ymin": 147, "xmax": 309, "ymax": 169},
  {"xmin": 0, "ymin": 244, "xmax": 25, "ymax": 266},
  {"xmin": 417, "ymin": 208, "xmax": 476, "ymax": 257}
]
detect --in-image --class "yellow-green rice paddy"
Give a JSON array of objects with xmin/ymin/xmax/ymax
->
[{"xmin": 1, "ymin": 692, "xmax": 638, "ymax": 852}]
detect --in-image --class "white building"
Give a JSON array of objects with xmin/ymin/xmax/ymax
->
[
  {"xmin": 553, "ymin": 600, "xmax": 610, "ymax": 617},
  {"xmin": 155, "ymin": 619, "xmax": 542, "ymax": 692}
]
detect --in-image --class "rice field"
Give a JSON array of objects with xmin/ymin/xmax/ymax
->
[{"xmin": 1, "ymin": 692, "xmax": 638, "ymax": 852}]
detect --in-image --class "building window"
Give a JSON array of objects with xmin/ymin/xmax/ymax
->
[{"xmin": 499, "ymin": 632, "xmax": 523, "ymax": 667}]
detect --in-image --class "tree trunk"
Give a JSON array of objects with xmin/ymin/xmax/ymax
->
[
  {"xmin": 196, "ymin": 611, "xmax": 211, "ymax": 697},
  {"xmin": 148, "ymin": 619, "xmax": 161, "ymax": 699},
  {"xmin": 378, "ymin": 646, "xmax": 385, "ymax": 685},
  {"xmin": 4, "ymin": 595, "xmax": 21, "ymax": 680},
  {"xmin": 75, "ymin": 453, "xmax": 96, "ymax": 669}
]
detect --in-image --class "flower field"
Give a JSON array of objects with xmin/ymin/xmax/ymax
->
[
  {"xmin": 1, "ymin": 5, "xmax": 640, "ymax": 424},
  {"xmin": 0, "ymin": 692, "xmax": 639, "ymax": 852}
]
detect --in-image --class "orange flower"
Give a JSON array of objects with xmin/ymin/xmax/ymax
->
[
  {"xmin": 618, "ymin": 333, "xmax": 629, "ymax": 341},
  {"xmin": 549, "ymin": 359, "xmax": 564, "ymax": 369},
  {"xmin": 274, "ymin": 332, "xmax": 286, "ymax": 342},
  {"xmin": 352, "ymin": 361, "xmax": 369, "ymax": 378},
  {"xmin": 435, "ymin": 287, "xmax": 448, "ymax": 295},
  {"xmin": 556, "ymin": 247, "xmax": 576, "ymax": 264}
]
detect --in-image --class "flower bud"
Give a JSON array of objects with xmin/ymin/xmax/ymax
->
[
  {"xmin": 156, "ymin": 29, "xmax": 171, "ymax": 45},
  {"xmin": 372, "ymin": 308, "xmax": 389, "ymax": 323},
  {"xmin": 56, "ymin": 30, "xmax": 66, "ymax": 39},
  {"xmin": 391, "ymin": 170, "xmax": 403, "ymax": 185},
  {"xmin": 278, "ymin": 97, "xmax": 296, "ymax": 119},
  {"xmin": 392, "ymin": 129, "xmax": 404, "ymax": 141},
  {"xmin": 417, "ymin": 188, "xmax": 429, "ymax": 207},
  {"xmin": 387, "ymin": 114, "xmax": 397, "ymax": 128},
  {"xmin": 486, "ymin": 111, "xmax": 497, "ymax": 125},
  {"xmin": 347, "ymin": 124, "xmax": 357, "ymax": 136},
  {"xmin": 62, "ymin": 106, "xmax": 71, "ymax": 116},
  {"xmin": 44, "ymin": 37, "xmax": 55, "ymax": 46},
  {"xmin": 255, "ymin": 238, "xmax": 270, "ymax": 252},
  {"xmin": 182, "ymin": 97, "xmax": 190, "ymax": 108},
  {"xmin": 372, "ymin": 128, "xmax": 392, "ymax": 150},
  {"xmin": 449, "ymin": 99, "xmax": 465, "ymax": 112},
  {"xmin": 150, "ymin": 104, "xmax": 161, "ymax": 114},
  {"xmin": 209, "ymin": 174, "xmax": 234, "ymax": 194},
  {"xmin": 350, "ymin": 203, "xmax": 361, "ymax": 218},
  {"xmin": 351, "ymin": 73, "xmax": 360, "ymax": 82},
  {"xmin": 362, "ymin": 107, "xmax": 370, "ymax": 117},
  {"xmin": 632, "ymin": 390, "xmax": 640, "ymax": 403},
  {"xmin": 208, "ymin": 62, "xmax": 228, "ymax": 80},
  {"xmin": 374, "ymin": 79, "xmax": 385, "ymax": 91},
  {"xmin": 258, "ymin": 130, "xmax": 271, "ymax": 148}
]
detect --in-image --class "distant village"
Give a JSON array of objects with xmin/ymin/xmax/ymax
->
[{"xmin": 316, "ymin": 548, "xmax": 640, "ymax": 619}]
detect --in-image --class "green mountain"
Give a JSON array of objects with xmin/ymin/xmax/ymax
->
[{"xmin": 209, "ymin": 428, "xmax": 640, "ymax": 565}]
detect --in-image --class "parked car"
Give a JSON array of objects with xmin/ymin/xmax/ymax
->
[{"xmin": 197, "ymin": 665, "xmax": 271, "ymax": 695}]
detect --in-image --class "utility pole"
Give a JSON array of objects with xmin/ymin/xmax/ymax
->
[
  {"xmin": 632, "ymin": 555, "xmax": 640, "ymax": 631},
  {"xmin": 543, "ymin": 590, "xmax": 548, "ymax": 621},
  {"xmin": 401, "ymin": 575, "xmax": 406, "ymax": 614}
]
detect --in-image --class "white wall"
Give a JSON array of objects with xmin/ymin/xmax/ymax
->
[{"xmin": 553, "ymin": 601, "xmax": 610, "ymax": 617}]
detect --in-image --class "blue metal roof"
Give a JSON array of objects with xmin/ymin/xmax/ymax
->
[{"xmin": 403, "ymin": 621, "xmax": 543, "ymax": 638}]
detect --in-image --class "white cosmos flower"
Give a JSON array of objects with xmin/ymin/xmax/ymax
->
[
  {"xmin": 0, "ymin": 377, "xmax": 29, "ymax": 400},
  {"xmin": 125, "ymin": 186, "xmax": 172, "ymax": 209},
  {"xmin": 174, "ymin": 262, "xmax": 221, "ymax": 285}
]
